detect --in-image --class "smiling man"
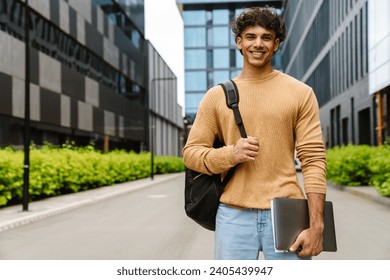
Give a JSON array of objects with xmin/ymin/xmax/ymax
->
[{"xmin": 183, "ymin": 7, "xmax": 327, "ymax": 260}]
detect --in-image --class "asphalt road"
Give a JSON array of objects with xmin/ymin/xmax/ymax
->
[
  {"xmin": 0, "ymin": 173, "xmax": 389, "ymax": 260},
  {"xmin": 0, "ymin": 174, "xmax": 214, "ymax": 260}
]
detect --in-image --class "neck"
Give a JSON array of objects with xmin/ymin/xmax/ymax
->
[{"xmin": 238, "ymin": 64, "xmax": 274, "ymax": 80}]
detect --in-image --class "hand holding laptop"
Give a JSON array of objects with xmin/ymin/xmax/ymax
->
[
  {"xmin": 271, "ymin": 197, "xmax": 337, "ymax": 255},
  {"xmin": 289, "ymin": 193, "xmax": 326, "ymax": 257},
  {"xmin": 289, "ymin": 225, "xmax": 324, "ymax": 256}
]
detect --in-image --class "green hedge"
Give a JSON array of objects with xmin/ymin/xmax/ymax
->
[
  {"xmin": 0, "ymin": 144, "xmax": 185, "ymax": 207},
  {"xmin": 326, "ymin": 144, "xmax": 390, "ymax": 197}
]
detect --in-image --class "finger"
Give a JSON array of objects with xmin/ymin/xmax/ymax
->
[
  {"xmin": 247, "ymin": 137, "xmax": 259, "ymax": 145},
  {"xmin": 245, "ymin": 140, "xmax": 259, "ymax": 151},
  {"xmin": 248, "ymin": 145, "xmax": 259, "ymax": 152},
  {"xmin": 289, "ymin": 242, "xmax": 300, "ymax": 253},
  {"xmin": 289, "ymin": 236, "xmax": 304, "ymax": 252},
  {"xmin": 243, "ymin": 151, "xmax": 257, "ymax": 160}
]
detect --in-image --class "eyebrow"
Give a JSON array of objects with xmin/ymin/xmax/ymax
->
[{"xmin": 243, "ymin": 32, "xmax": 274, "ymax": 38}]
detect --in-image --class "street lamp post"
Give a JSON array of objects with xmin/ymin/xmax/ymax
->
[
  {"xmin": 23, "ymin": 0, "xmax": 30, "ymax": 211},
  {"xmin": 150, "ymin": 77, "xmax": 177, "ymax": 180}
]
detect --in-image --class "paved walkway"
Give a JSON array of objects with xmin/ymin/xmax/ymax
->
[
  {"xmin": 0, "ymin": 173, "xmax": 181, "ymax": 232},
  {"xmin": 0, "ymin": 172, "xmax": 389, "ymax": 233}
]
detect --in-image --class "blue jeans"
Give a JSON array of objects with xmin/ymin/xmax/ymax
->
[{"xmin": 214, "ymin": 203, "xmax": 311, "ymax": 260}]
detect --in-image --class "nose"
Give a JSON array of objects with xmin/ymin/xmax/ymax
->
[{"xmin": 253, "ymin": 37, "xmax": 263, "ymax": 48}]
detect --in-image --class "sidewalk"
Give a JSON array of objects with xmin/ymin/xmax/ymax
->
[
  {"xmin": 0, "ymin": 173, "xmax": 389, "ymax": 233},
  {"xmin": 0, "ymin": 173, "xmax": 182, "ymax": 233},
  {"xmin": 327, "ymin": 182, "xmax": 390, "ymax": 208}
]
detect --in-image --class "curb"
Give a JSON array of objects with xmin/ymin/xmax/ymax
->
[
  {"xmin": 0, "ymin": 173, "xmax": 183, "ymax": 233},
  {"xmin": 328, "ymin": 182, "xmax": 390, "ymax": 208}
]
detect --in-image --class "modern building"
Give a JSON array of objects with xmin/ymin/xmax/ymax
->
[
  {"xmin": 282, "ymin": 0, "xmax": 389, "ymax": 147},
  {"xmin": 147, "ymin": 43, "xmax": 183, "ymax": 156},
  {"xmin": 176, "ymin": 0, "xmax": 283, "ymax": 123},
  {"xmin": 0, "ymin": 0, "xmax": 183, "ymax": 156},
  {"xmin": 368, "ymin": 0, "xmax": 390, "ymax": 146}
]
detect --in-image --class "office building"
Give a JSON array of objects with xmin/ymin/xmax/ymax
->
[
  {"xmin": 0, "ymin": 0, "xmax": 183, "ymax": 156},
  {"xmin": 282, "ymin": 0, "xmax": 389, "ymax": 147},
  {"xmin": 368, "ymin": 0, "xmax": 390, "ymax": 146},
  {"xmin": 177, "ymin": 0, "xmax": 283, "ymax": 122}
]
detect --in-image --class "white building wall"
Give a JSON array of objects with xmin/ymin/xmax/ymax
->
[{"xmin": 368, "ymin": 0, "xmax": 390, "ymax": 94}]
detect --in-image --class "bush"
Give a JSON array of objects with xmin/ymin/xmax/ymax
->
[
  {"xmin": 326, "ymin": 145, "xmax": 390, "ymax": 197},
  {"xmin": 368, "ymin": 147, "xmax": 390, "ymax": 197},
  {"xmin": 0, "ymin": 144, "xmax": 185, "ymax": 206},
  {"xmin": 154, "ymin": 156, "xmax": 185, "ymax": 174},
  {"xmin": 0, "ymin": 148, "xmax": 23, "ymax": 206},
  {"xmin": 326, "ymin": 145, "xmax": 373, "ymax": 186}
]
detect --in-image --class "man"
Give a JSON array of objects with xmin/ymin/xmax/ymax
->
[{"xmin": 182, "ymin": 7, "xmax": 327, "ymax": 260}]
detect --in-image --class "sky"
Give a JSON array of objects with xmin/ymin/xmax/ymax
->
[{"xmin": 144, "ymin": 0, "xmax": 185, "ymax": 114}]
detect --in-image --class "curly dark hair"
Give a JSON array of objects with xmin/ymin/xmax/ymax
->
[{"xmin": 231, "ymin": 6, "xmax": 286, "ymax": 44}]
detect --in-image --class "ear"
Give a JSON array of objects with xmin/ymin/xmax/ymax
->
[
  {"xmin": 236, "ymin": 36, "xmax": 242, "ymax": 52},
  {"xmin": 273, "ymin": 38, "xmax": 280, "ymax": 53}
]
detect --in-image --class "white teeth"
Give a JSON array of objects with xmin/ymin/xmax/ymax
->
[{"xmin": 252, "ymin": 52, "xmax": 264, "ymax": 56}]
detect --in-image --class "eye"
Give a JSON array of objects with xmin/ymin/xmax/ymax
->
[
  {"xmin": 262, "ymin": 35, "xmax": 272, "ymax": 41},
  {"xmin": 263, "ymin": 36, "xmax": 272, "ymax": 41},
  {"xmin": 245, "ymin": 34, "xmax": 256, "ymax": 40}
]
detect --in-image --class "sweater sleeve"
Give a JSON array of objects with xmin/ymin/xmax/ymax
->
[
  {"xmin": 295, "ymin": 88, "xmax": 327, "ymax": 195},
  {"xmin": 182, "ymin": 87, "xmax": 236, "ymax": 175}
]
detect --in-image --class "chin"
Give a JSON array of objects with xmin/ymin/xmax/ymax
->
[{"xmin": 248, "ymin": 61, "xmax": 268, "ymax": 68}]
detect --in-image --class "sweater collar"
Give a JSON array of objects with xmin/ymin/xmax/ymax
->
[{"xmin": 233, "ymin": 69, "xmax": 280, "ymax": 83}]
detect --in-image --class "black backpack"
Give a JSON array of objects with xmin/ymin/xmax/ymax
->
[{"xmin": 184, "ymin": 80, "xmax": 247, "ymax": 231}]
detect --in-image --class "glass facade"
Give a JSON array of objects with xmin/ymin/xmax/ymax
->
[
  {"xmin": 183, "ymin": 6, "xmax": 239, "ymax": 121},
  {"xmin": 92, "ymin": 0, "xmax": 144, "ymax": 49},
  {"xmin": 281, "ymin": 0, "xmax": 384, "ymax": 147},
  {"xmin": 0, "ymin": 0, "xmax": 182, "ymax": 155},
  {"xmin": 179, "ymin": 0, "xmax": 283, "ymax": 122}
]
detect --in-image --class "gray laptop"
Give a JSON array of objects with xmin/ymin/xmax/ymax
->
[{"xmin": 271, "ymin": 197, "xmax": 337, "ymax": 252}]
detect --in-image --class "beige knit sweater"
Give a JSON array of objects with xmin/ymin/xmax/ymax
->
[{"xmin": 183, "ymin": 70, "xmax": 327, "ymax": 209}]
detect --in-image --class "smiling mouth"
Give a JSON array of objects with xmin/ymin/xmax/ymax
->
[{"xmin": 251, "ymin": 51, "xmax": 266, "ymax": 57}]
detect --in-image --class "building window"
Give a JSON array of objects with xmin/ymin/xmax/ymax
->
[
  {"xmin": 213, "ymin": 48, "xmax": 229, "ymax": 68},
  {"xmin": 212, "ymin": 9, "xmax": 229, "ymax": 24},
  {"xmin": 358, "ymin": 108, "xmax": 371, "ymax": 145},
  {"xmin": 213, "ymin": 70, "xmax": 230, "ymax": 85},
  {"xmin": 360, "ymin": 7, "xmax": 364, "ymax": 77},
  {"xmin": 94, "ymin": 0, "xmax": 143, "ymax": 50},
  {"xmin": 185, "ymin": 49, "xmax": 207, "ymax": 69},
  {"xmin": 208, "ymin": 26, "xmax": 229, "ymax": 46},
  {"xmin": 1, "ymin": 0, "xmax": 142, "ymax": 101},
  {"xmin": 185, "ymin": 93, "xmax": 204, "ymax": 113},
  {"xmin": 355, "ymin": 15, "xmax": 358, "ymax": 81},
  {"xmin": 342, "ymin": 32, "xmax": 345, "ymax": 91},
  {"xmin": 235, "ymin": 49, "xmax": 243, "ymax": 68},
  {"xmin": 183, "ymin": 10, "xmax": 206, "ymax": 25},
  {"xmin": 229, "ymin": 49, "xmax": 236, "ymax": 67},
  {"xmin": 346, "ymin": 27, "xmax": 349, "ymax": 89},
  {"xmin": 235, "ymin": 8, "xmax": 245, "ymax": 16},
  {"xmin": 207, "ymin": 49, "xmax": 213, "ymax": 68},
  {"xmin": 185, "ymin": 71, "xmax": 207, "ymax": 91},
  {"xmin": 230, "ymin": 69, "xmax": 241, "ymax": 79},
  {"xmin": 350, "ymin": 21, "xmax": 353, "ymax": 85},
  {"xmin": 342, "ymin": 117, "xmax": 349, "ymax": 145},
  {"xmin": 185, "ymin": 27, "xmax": 206, "ymax": 47}
]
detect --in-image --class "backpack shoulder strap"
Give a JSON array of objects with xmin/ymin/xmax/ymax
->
[
  {"xmin": 218, "ymin": 80, "xmax": 247, "ymax": 187},
  {"xmin": 219, "ymin": 80, "xmax": 247, "ymax": 138}
]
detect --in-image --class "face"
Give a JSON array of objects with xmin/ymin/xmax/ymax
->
[{"xmin": 236, "ymin": 25, "xmax": 280, "ymax": 72}]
